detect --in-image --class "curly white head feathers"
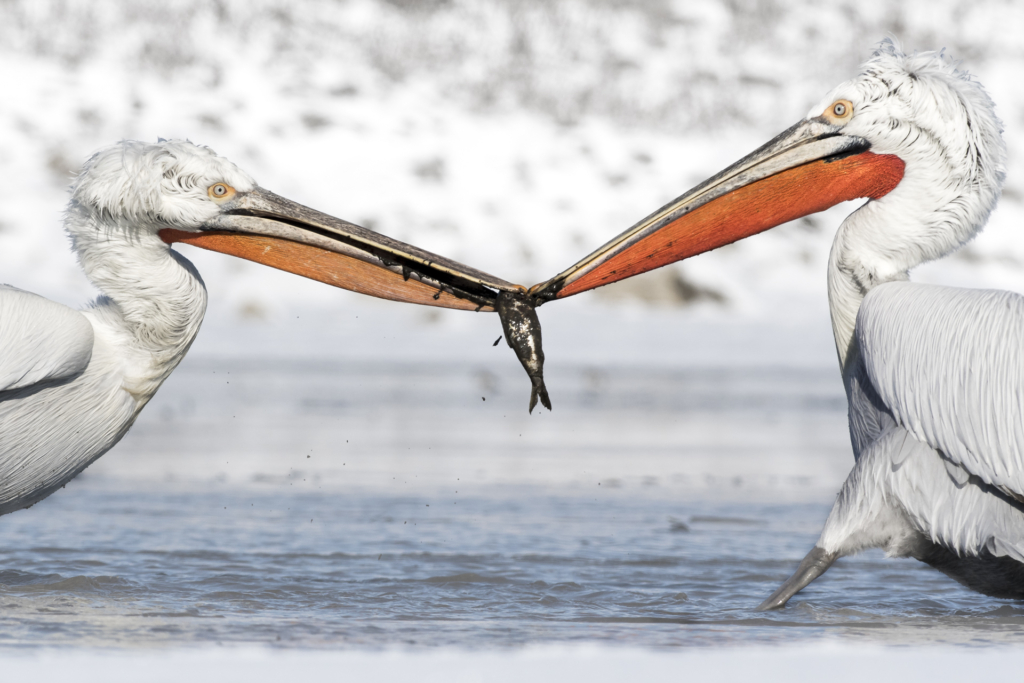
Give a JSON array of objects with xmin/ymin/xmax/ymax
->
[
  {"xmin": 63, "ymin": 140, "xmax": 258, "ymax": 308},
  {"xmin": 815, "ymin": 40, "xmax": 1006, "ymax": 276},
  {"xmin": 68, "ymin": 140, "xmax": 256, "ymax": 234}
]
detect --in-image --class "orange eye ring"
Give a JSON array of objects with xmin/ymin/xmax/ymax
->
[
  {"xmin": 208, "ymin": 183, "xmax": 236, "ymax": 201},
  {"xmin": 824, "ymin": 99, "xmax": 854, "ymax": 124}
]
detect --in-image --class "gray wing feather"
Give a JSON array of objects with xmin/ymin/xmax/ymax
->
[
  {"xmin": 821, "ymin": 425, "xmax": 1024, "ymax": 563},
  {"xmin": 0, "ymin": 285, "xmax": 94, "ymax": 393},
  {"xmin": 857, "ymin": 282, "xmax": 1024, "ymax": 501}
]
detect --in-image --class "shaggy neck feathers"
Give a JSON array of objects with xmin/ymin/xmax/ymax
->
[
  {"xmin": 58, "ymin": 139, "xmax": 256, "ymax": 406},
  {"xmin": 65, "ymin": 201, "xmax": 208, "ymax": 406},
  {"xmin": 821, "ymin": 41, "xmax": 1005, "ymax": 382}
]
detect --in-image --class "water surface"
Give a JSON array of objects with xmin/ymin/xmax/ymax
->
[{"xmin": 2, "ymin": 356, "xmax": 1022, "ymax": 649}]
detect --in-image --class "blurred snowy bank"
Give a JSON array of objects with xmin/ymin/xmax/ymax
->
[{"xmin": 1, "ymin": 0, "xmax": 1022, "ymax": 337}]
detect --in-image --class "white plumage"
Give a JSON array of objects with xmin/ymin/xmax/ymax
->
[
  {"xmin": 759, "ymin": 42, "xmax": 1022, "ymax": 607},
  {"xmin": 859, "ymin": 283, "xmax": 1024, "ymax": 502},
  {"xmin": 0, "ymin": 142, "xmax": 224, "ymax": 515},
  {"xmin": 815, "ymin": 285, "xmax": 1024, "ymax": 591},
  {"xmin": 822, "ymin": 43, "xmax": 1005, "ymax": 369},
  {"xmin": 0, "ymin": 287, "xmax": 94, "ymax": 393}
]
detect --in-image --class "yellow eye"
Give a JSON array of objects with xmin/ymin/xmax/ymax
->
[
  {"xmin": 824, "ymin": 99, "xmax": 854, "ymax": 123},
  {"xmin": 208, "ymin": 183, "xmax": 235, "ymax": 201}
]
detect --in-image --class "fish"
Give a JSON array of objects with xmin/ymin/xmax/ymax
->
[{"xmin": 495, "ymin": 291, "xmax": 552, "ymax": 413}]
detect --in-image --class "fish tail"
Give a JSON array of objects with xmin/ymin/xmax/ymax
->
[
  {"xmin": 529, "ymin": 377, "xmax": 552, "ymax": 413},
  {"xmin": 538, "ymin": 385, "xmax": 552, "ymax": 411}
]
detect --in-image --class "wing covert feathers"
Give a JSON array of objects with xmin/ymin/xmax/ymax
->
[
  {"xmin": 0, "ymin": 286, "xmax": 94, "ymax": 393},
  {"xmin": 858, "ymin": 282, "xmax": 1024, "ymax": 502}
]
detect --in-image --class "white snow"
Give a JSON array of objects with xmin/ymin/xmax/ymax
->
[{"xmin": 1, "ymin": 0, "xmax": 1022, "ymax": 324}]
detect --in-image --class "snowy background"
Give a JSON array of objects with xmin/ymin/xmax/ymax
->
[{"xmin": 1, "ymin": 0, "xmax": 1022, "ymax": 326}]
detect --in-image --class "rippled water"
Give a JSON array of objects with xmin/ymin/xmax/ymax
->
[
  {"xmin": 2, "ymin": 335, "xmax": 1024, "ymax": 649},
  {"xmin": 3, "ymin": 482, "xmax": 1023, "ymax": 649}
]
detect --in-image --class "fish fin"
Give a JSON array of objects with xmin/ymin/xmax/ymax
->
[{"xmin": 537, "ymin": 383, "xmax": 552, "ymax": 411}]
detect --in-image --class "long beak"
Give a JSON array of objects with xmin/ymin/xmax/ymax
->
[
  {"xmin": 528, "ymin": 117, "xmax": 905, "ymax": 301},
  {"xmin": 159, "ymin": 188, "xmax": 524, "ymax": 312}
]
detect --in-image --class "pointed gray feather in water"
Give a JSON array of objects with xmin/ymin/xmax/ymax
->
[{"xmin": 495, "ymin": 291, "xmax": 551, "ymax": 413}]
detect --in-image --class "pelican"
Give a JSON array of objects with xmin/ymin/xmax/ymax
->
[
  {"xmin": 0, "ymin": 139, "xmax": 531, "ymax": 518},
  {"xmin": 530, "ymin": 41, "xmax": 1019, "ymax": 607}
]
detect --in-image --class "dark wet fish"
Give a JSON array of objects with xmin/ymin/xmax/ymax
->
[{"xmin": 495, "ymin": 291, "xmax": 551, "ymax": 413}]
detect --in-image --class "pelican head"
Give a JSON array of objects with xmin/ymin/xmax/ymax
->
[
  {"xmin": 530, "ymin": 40, "xmax": 1007, "ymax": 304},
  {"xmin": 812, "ymin": 40, "xmax": 1006, "ymax": 286},
  {"xmin": 67, "ymin": 139, "xmax": 522, "ymax": 313},
  {"xmin": 68, "ymin": 140, "xmax": 256, "ymax": 237}
]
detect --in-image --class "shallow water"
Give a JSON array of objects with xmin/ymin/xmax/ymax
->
[
  {"xmin": 2, "ymin": 482, "xmax": 1023, "ymax": 648},
  {"xmin": 2, "ymin": 350, "xmax": 1024, "ymax": 649}
]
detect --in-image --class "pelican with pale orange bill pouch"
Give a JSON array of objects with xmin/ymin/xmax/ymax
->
[{"xmin": 160, "ymin": 187, "xmax": 553, "ymax": 412}]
